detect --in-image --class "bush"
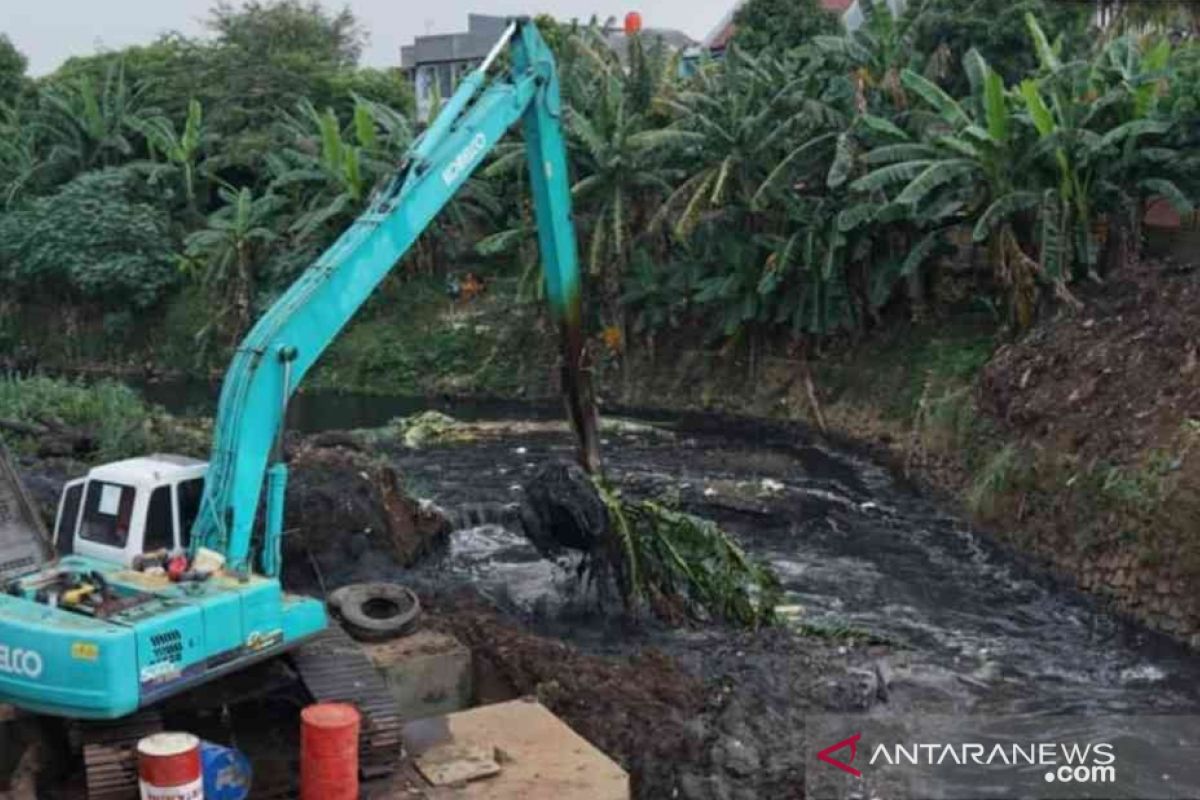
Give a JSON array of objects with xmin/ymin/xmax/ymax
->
[
  {"xmin": 0, "ymin": 375, "xmax": 207, "ymax": 462},
  {"xmin": 0, "ymin": 168, "xmax": 178, "ymax": 310}
]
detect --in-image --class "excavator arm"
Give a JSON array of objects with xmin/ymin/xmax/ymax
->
[{"xmin": 192, "ymin": 19, "xmax": 599, "ymax": 572}]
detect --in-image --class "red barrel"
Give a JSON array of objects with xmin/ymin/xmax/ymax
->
[
  {"xmin": 301, "ymin": 703, "xmax": 361, "ymax": 800},
  {"xmin": 137, "ymin": 732, "xmax": 203, "ymax": 800}
]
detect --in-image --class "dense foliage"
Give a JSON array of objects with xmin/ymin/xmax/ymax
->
[
  {"xmin": 732, "ymin": 0, "xmax": 841, "ymax": 55},
  {"xmin": 0, "ymin": 0, "xmax": 1196, "ymax": 369}
]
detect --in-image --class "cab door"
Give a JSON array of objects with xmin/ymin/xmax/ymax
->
[{"xmin": 53, "ymin": 478, "xmax": 86, "ymax": 555}]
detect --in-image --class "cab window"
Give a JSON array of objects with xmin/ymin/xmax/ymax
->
[
  {"xmin": 55, "ymin": 482, "xmax": 84, "ymax": 548},
  {"xmin": 176, "ymin": 478, "xmax": 204, "ymax": 549},
  {"xmin": 144, "ymin": 486, "xmax": 174, "ymax": 553},
  {"xmin": 79, "ymin": 481, "xmax": 136, "ymax": 548}
]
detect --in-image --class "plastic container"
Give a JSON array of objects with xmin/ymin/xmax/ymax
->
[
  {"xmin": 201, "ymin": 740, "xmax": 253, "ymax": 800},
  {"xmin": 300, "ymin": 702, "xmax": 361, "ymax": 800},
  {"xmin": 137, "ymin": 732, "xmax": 202, "ymax": 800}
]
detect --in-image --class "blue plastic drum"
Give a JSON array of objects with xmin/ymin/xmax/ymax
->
[{"xmin": 200, "ymin": 741, "xmax": 253, "ymax": 800}]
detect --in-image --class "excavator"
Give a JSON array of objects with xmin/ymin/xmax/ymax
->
[{"xmin": 0, "ymin": 18, "xmax": 599, "ymax": 796}]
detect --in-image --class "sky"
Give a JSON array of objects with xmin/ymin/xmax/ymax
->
[{"xmin": 1, "ymin": 0, "xmax": 738, "ymax": 76}]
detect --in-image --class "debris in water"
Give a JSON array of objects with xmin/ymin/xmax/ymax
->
[
  {"xmin": 391, "ymin": 411, "xmax": 473, "ymax": 449},
  {"xmin": 517, "ymin": 463, "xmax": 779, "ymax": 627},
  {"xmin": 759, "ymin": 479, "xmax": 785, "ymax": 496}
]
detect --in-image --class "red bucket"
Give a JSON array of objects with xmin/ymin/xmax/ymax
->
[
  {"xmin": 137, "ymin": 732, "xmax": 203, "ymax": 799},
  {"xmin": 301, "ymin": 703, "xmax": 361, "ymax": 800}
]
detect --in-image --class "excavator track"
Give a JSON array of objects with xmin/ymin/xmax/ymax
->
[
  {"xmin": 291, "ymin": 624, "xmax": 403, "ymax": 779},
  {"xmin": 79, "ymin": 710, "xmax": 163, "ymax": 800}
]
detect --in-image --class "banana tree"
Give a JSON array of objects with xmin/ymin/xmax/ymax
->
[
  {"xmin": 1020, "ymin": 15, "xmax": 1192, "ymax": 277},
  {"xmin": 0, "ymin": 105, "xmax": 45, "ymax": 207},
  {"xmin": 1087, "ymin": 31, "xmax": 1194, "ymax": 270},
  {"xmin": 136, "ymin": 99, "xmax": 207, "ymax": 211},
  {"xmin": 269, "ymin": 98, "xmax": 373, "ymax": 237},
  {"xmin": 181, "ymin": 185, "xmax": 284, "ymax": 346},
  {"xmin": 657, "ymin": 45, "xmax": 844, "ymax": 240},
  {"xmin": 852, "ymin": 55, "xmax": 1045, "ymax": 328},
  {"xmin": 35, "ymin": 60, "xmax": 160, "ymax": 174}
]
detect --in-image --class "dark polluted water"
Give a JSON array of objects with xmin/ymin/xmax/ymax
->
[
  {"xmin": 383, "ymin": 411, "xmax": 1200, "ymax": 720},
  {"xmin": 138, "ymin": 381, "xmax": 1200, "ymax": 715},
  {"xmin": 139, "ymin": 383, "xmax": 1200, "ymax": 795}
]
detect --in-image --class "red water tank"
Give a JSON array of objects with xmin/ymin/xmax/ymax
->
[
  {"xmin": 625, "ymin": 11, "xmax": 643, "ymax": 35},
  {"xmin": 300, "ymin": 703, "xmax": 361, "ymax": 800}
]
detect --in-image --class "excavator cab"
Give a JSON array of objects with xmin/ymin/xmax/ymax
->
[{"xmin": 54, "ymin": 455, "xmax": 207, "ymax": 567}]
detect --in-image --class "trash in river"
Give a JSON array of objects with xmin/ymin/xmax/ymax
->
[
  {"xmin": 517, "ymin": 462, "xmax": 780, "ymax": 627},
  {"xmin": 391, "ymin": 411, "xmax": 474, "ymax": 449}
]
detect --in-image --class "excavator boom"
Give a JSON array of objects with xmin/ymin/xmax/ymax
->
[
  {"xmin": 192, "ymin": 19, "xmax": 597, "ymax": 571},
  {"xmin": 0, "ymin": 21, "xmax": 596, "ymax": 750}
]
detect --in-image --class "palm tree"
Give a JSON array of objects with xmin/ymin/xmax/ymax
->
[{"xmin": 181, "ymin": 185, "xmax": 283, "ymax": 345}]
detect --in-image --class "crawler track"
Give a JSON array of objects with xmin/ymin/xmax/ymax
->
[
  {"xmin": 80, "ymin": 710, "xmax": 163, "ymax": 800},
  {"xmin": 291, "ymin": 624, "xmax": 403, "ymax": 779}
]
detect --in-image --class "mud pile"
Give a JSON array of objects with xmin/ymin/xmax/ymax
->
[
  {"xmin": 281, "ymin": 440, "xmax": 450, "ymax": 593},
  {"xmin": 978, "ymin": 259, "xmax": 1200, "ymax": 643},
  {"xmin": 981, "ymin": 260, "xmax": 1200, "ymax": 465},
  {"xmin": 425, "ymin": 592, "xmax": 873, "ymax": 800}
]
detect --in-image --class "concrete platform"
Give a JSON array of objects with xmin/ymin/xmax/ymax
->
[
  {"xmin": 362, "ymin": 630, "xmax": 473, "ymax": 720},
  {"xmin": 399, "ymin": 699, "xmax": 629, "ymax": 799}
]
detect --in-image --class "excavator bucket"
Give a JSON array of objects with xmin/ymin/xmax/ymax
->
[{"xmin": 0, "ymin": 438, "xmax": 53, "ymax": 581}]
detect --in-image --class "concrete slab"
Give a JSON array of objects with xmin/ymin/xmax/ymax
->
[
  {"xmin": 401, "ymin": 699, "xmax": 629, "ymax": 799},
  {"xmin": 362, "ymin": 630, "xmax": 473, "ymax": 720}
]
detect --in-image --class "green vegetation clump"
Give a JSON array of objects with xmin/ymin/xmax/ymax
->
[
  {"xmin": 389, "ymin": 410, "xmax": 472, "ymax": 449},
  {"xmin": 0, "ymin": 0, "xmax": 1194, "ymax": 395},
  {"xmin": 0, "ymin": 375, "xmax": 207, "ymax": 462},
  {"xmin": 597, "ymin": 483, "xmax": 781, "ymax": 628}
]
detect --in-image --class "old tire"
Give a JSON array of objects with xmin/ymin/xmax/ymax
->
[{"xmin": 330, "ymin": 582, "xmax": 421, "ymax": 642}]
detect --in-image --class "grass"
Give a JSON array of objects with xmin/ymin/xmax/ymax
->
[{"xmin": 966, "ymin": 443, "xmax": 1022, "ymax": 517}]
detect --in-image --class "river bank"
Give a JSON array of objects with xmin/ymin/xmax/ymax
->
[{"xmin": 5, "ymin": 249, "xmax": 1200, "ymax": 653}]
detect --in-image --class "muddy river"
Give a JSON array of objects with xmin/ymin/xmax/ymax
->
[
  {"xmin": 141, "ymin": 382, "xmax": 1200, "ymax": 715},
  {"xmin": 142, "ymin": 385, "xmax": 1200, "ymax": 797}
]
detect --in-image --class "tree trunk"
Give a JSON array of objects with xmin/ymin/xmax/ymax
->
[{"xmin": 234, "ymin": 244, "xmax": 253, "ymax": 345}]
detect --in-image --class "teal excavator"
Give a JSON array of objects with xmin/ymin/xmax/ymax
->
[{"xmin": 0, "ymin": 18, "xmax": 598, "ymax": 793}]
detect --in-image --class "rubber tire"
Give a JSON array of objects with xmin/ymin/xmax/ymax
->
[{"xmin": 331, "ymin": 582, "xmax": 421, "ymax": 642}]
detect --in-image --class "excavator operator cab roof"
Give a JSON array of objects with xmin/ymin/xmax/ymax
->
[{"xmin": 88, "ymin": 454, "xmax": 207, "ymax": 489}]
